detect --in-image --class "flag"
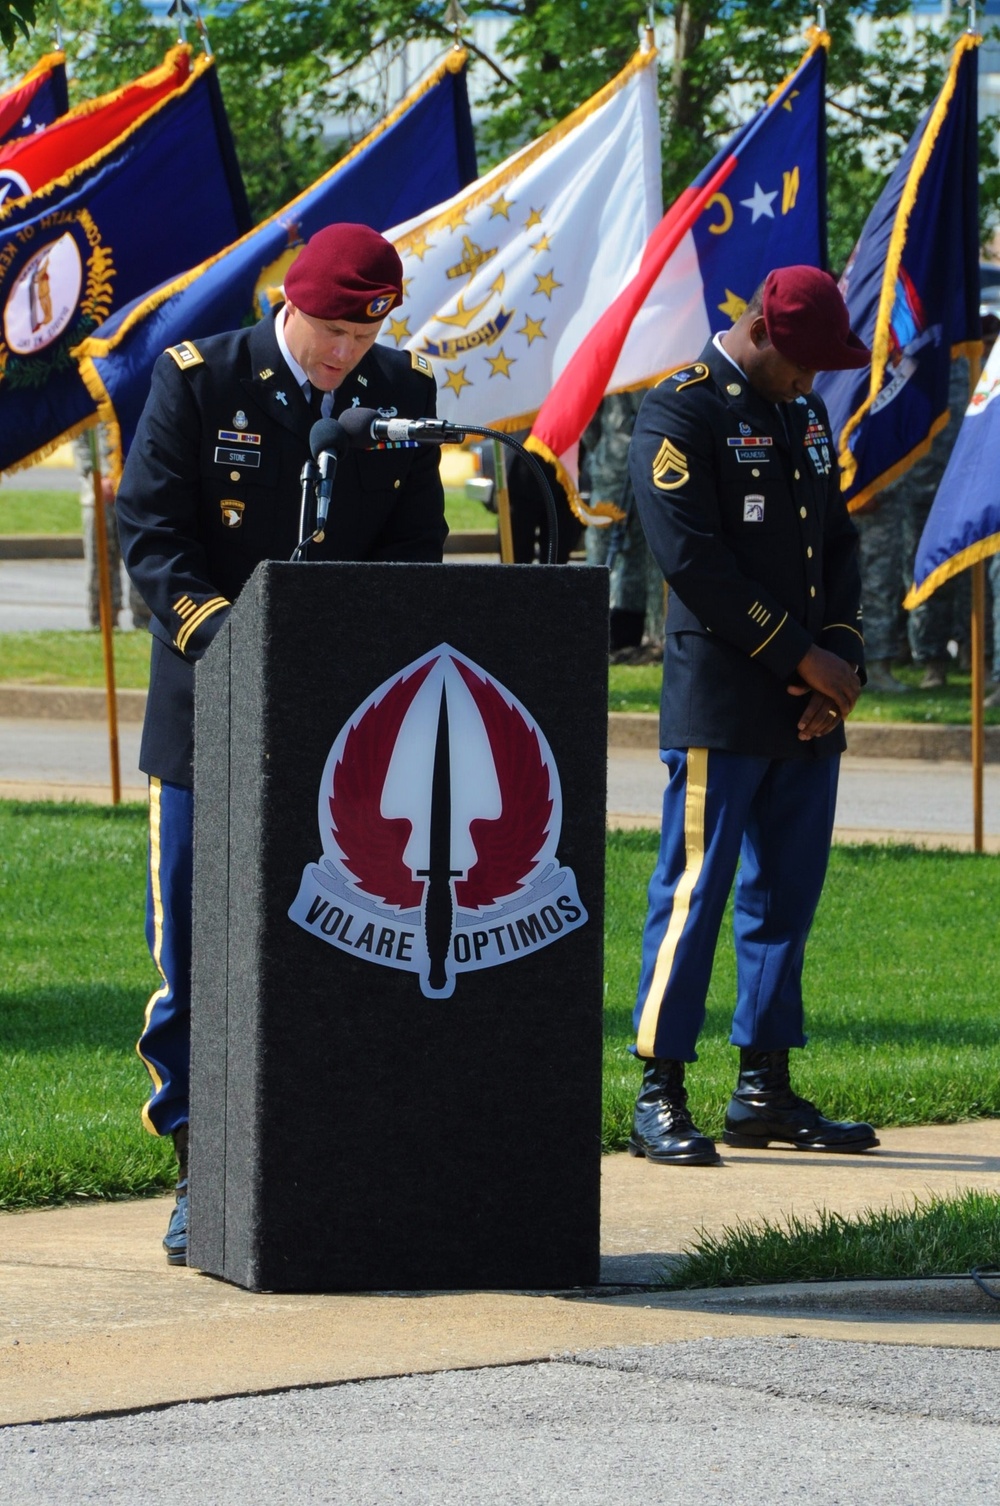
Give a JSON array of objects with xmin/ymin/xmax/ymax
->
[
  {"xmin": 815, "ymin": 32, "xmax": 981, "ymax": 512},
  {"xmin": 0, "ymin": 51, "xmax": 69, "ymax": 147},
  {"xmin": 0, "ymin": 52, "xmax": 250, "ymax": 473},
  {"xmin": 75, "ymin": 48, "xmax": 478, "ymax": 479},
  {"xmin": 0, "ymin": 45, "xmax": 192, "ymax": 211},
  {"xmin": 376, "ymin": 44, "xmax": 662, "ymax": 445},
  {"xmin": 527, "ymin": 30, "xmax": 829, "ymax": 520},
  {"xmin": 905, "ymin": 337, "xmax": 1000, "ymax": 608}
]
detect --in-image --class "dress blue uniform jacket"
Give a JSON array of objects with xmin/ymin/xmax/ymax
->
[
  {"xmin": 629, "ymin": 341, "xmax": 865, "ymax": 761},
  {"xmin": 116, "ymin": 309, "xmax": 446, "ymax": 786}
]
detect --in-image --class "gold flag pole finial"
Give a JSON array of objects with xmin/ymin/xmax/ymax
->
[{"xmin": 444, "ymin": 0, "xmax": 468, "ymax": 46}]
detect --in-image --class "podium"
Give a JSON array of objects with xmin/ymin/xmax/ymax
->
[{"xmin": 189, "ymin": 560, "xmax": 608, "ymax": 1292}]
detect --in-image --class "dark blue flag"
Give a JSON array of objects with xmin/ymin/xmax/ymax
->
[
  {"xmin": 0, "ymin": 54, "xmax": 250, "ymax": 473},
  {"xmin": 0, "ymin": 51, "xmax": 69, "ymax": 146},
  {"xmin": 815, "ymin": 33, "xmax": 981, "ymax": 511},
  {"xmin": 76, "ymin": 50, "xmax": 478, "ymax": 478}
]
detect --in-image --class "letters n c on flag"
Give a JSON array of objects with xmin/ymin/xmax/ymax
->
[
  {"xmin": 0, "ymin": 51, "xmax": 69, "ymax": 148},
  {"xmin": 526, "ymin": 29, "xmax": 829, "ymax": 520},
  {"xmin": 380, "ymin": 43, "xmax": 662, "ymax": 448},
  {"xmin": 814, "ymin": 32, "xmax": 981, "ymax": 512},
  {"xmin": 74, "ymin": 48, "xmax": 478, "ymax": 482},
  {"xmin": 0, "ymin": 51, "xmax": 250, "ymax": 474}
]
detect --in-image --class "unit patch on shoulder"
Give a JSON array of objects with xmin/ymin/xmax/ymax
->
[
  {"xmin": 652, "ymin": 437, "xmax": 689, "ymax": 491},
  {"xmin": 410, "ymin": 350, "xmax": 432, "ymax": 375},
  {"xmin": 166, "ymin": 341, "xmax": 203, "ymax": 371}
]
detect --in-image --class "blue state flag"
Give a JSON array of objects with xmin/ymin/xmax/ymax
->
[
  {"xmin": 76, "ymin": 49, "xmax": 477, "ymax": 478},
  {"xmin": 0, "ymin": 54, "xmax": 250, "ymax": 473},
  {"xmin": 906, "ymin": 339, "xmax": 1000, "ymax": 607},
  {"xmin": 815, "ymin": 33, "xmax": 981, "ymax": 510}
]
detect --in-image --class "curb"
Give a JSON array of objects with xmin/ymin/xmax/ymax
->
[
  {"xmin": 0, "ymin": 534, "xmax": 83, "ymax": 559},
  {"xmin": 648, "ymin": 1275, "xmax": 1000, "ymax": 1319},
  {"xmin": 1, "ymin": 686, "xmax": 997, "ymax": 762},
  {"xmin": 608, "ymin": 710, "xmax": 1000, "ymax": 761},
  {"xmin": 0, "ymin": 685, "xmax": 147, "ymax": 721}
]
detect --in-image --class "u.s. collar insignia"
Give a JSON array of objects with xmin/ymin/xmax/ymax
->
[
  {"xmin": 233, "ymin": 410, "xmax": 248, "ymax": 430},
  {"xmin": 357, "ymin": 374, "xmax": 368, "ymax": 387},
  {"xmin": 220, "ymin": 499, "xmax": 245, "ymax": 528},
  {"xmin": 258, "ymin": 367, "xmax": 274, "ymax": 380}
]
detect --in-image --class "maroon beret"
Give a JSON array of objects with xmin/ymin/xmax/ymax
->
[
  {"xmin": 284, "ymin": 223, "xmax": 403, "ymax": 322},
  {"xmin": 763, "ymin": 265, "xmax": 870, "ymax": 371}
]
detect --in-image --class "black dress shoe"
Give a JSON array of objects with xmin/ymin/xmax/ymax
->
[
  {"xmin": 629, "ymin": 1057, "xmax": 721, "ymax": 1165},
  {"xmin": 723, "ymin": 1048, "xmax": 879, "ymax": 1152},
  {"xmin": 163, "ymin": 1179, "xmax": 188, "ymax": 1266}
]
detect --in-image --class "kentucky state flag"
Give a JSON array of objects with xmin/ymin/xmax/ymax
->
[
  {"xmin": 75, "ymin": 48, "xmax": 477, "ymax": 480},
  {"xmin": 527, "ymin": 29, "xmax": 828, "ymax": 520},
  {"xmin": 905, "ymin": 336, "xmax": 1000, "ymax": 607},
  {"xmin": 377, "ymin": 44, "xmax": 662, "ymax": 439},
  {"xmin": 0, "ymin": 51, "xmax": 69, "ymax": 147},
  {"xmin": 0, "ymin": 52, "xmax": 250, "ymax": 473},
  {"xmin": 0, "ymin": 45, "xmax": 191, "ymax": 210},
  {"xmin": 815, "ymin": 32, "xmax": 981, "ymax": 512}
]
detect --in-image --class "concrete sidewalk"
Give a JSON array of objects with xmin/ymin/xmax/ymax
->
[{"xmin": 3, "ymin": 1121, "xmax": 999, "ymax": 1429}]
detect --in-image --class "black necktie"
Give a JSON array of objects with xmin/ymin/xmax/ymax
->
[{"xmin": 307, "ymin": 384, "xmax": 325, "ymax": 421}]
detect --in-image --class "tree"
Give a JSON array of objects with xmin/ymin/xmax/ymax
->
[
  {"xmin": 0, "ymin": 0, "xmax": 40, "ymax": 51},
  {"xmin": 1, "ymin": 2, "xmax": 996, "ymax": 262}
]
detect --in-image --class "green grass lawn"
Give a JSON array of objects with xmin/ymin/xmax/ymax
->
[
  {"xmin": 0, "ymin": 483, "xmax": 490, "ymax": 538},
  {"xmin": 0, "ymin": 487, "xmax": 80, "ymax": 534},
  {"xmin": 0, "ymin": 630, "xmax": 152, "ymax": 688},
  {"xmin": 607, "ymin": 660, "xmax": 1000, "ymax": 725},
  {"xmin": 662, "ymin": 1189, "xmax": 1000, "ymax": 1289},
  {"xmin": 3, "ymin": 806, "xmax": 999, "ymax": 1219}
]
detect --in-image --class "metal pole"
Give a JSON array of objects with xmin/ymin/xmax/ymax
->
[
  {"xmin": 967, "ymin": 341, "xmax": 984, "ymax": 851},
  {"xmin": 89, "ymin": 430, "xmax": 121, "ymax": 805},
  {"xmin": 972, "ymin": 560, "xmax": 985, "ymax": 852},
  {"xmin": 492, "ymin": 438, "xmax": 515, "ymax": 564}
]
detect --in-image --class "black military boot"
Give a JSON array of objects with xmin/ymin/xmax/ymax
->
[
  {"xmin": 163, "ymin": 1122, "xmax": 189, "ymax": 1266},
  {"xmin": 723, "ymin": 1049, "xmax": 879, "ymax": 1152},
  {"xmin": 628, "ymin": 1058, "xmax": 721, "ymax": 1165}
]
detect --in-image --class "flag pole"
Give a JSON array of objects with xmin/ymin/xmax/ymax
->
[
  {"xmin": 967, "ymin": 340, "xmax": 984, "ymax": 851},
  {"xmin": 88, "ymin": 429, "xmax": 122, "ymax": 805},
  {"xmin": 492, "ymin": 438, "xmax": 515, "ymax": 563}
]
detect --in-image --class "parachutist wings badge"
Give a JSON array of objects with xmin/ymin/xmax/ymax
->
[{"xmin": 288, "ymin": 645, "xmax": 587, "ymax": 998}]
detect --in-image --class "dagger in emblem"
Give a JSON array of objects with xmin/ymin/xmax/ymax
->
[{"xmin": 416, "ymin": 682, "xmax": 460, "ymax": 993}]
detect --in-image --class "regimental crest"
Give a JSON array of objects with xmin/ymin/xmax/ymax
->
[{"xmin": 288, "ymin": 645, "xmax": 588, "ymax": 999}]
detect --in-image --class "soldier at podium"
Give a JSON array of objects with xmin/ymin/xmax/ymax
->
[{"xmin": 116, "ymin": 223, "xmax": 447, "ymax": 1265}]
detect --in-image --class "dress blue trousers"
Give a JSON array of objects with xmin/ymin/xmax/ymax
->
[
  {"xmin": 138, "ymin": 777, "xmax": 193, "ymax": 1137},
  {"xmin": 633, "ymin": 748, "xmax": 839, "ymax": 1062}
]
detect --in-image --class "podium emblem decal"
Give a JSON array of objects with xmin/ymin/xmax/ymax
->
[{"xmin": 288, "ymin": 644, "xmax": 587, "ymax": 998}]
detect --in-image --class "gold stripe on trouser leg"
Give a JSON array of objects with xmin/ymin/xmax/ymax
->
[
  {"xmin": 634, "ymin": 747, "xmax": 709, "ymax": 1060},
  {"xmin": 138, "ymin": 776, "xmax": 168, "ymax": 1135}
]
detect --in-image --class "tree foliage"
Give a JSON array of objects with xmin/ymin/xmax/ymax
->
[
  {"xmin": 0, "ymin": 0, "xmax": 41, "ymax": 51},
  {"xmin": 0, "ymin": 2, "xmax": 996, "ymax": 267}
]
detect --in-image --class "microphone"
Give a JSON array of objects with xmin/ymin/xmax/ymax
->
[
  {"xmin": 338, "ymin": 406, "xmax": 467, "ymax": 447},
  {"xmin": 309, "ymin": 417, "xmax": 349, "ymax": 539}
]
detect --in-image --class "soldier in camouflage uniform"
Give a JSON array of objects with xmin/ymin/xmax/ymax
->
[{"xmin": 584, "ymin": 390, "xmax": 665, "ymax": 661}]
